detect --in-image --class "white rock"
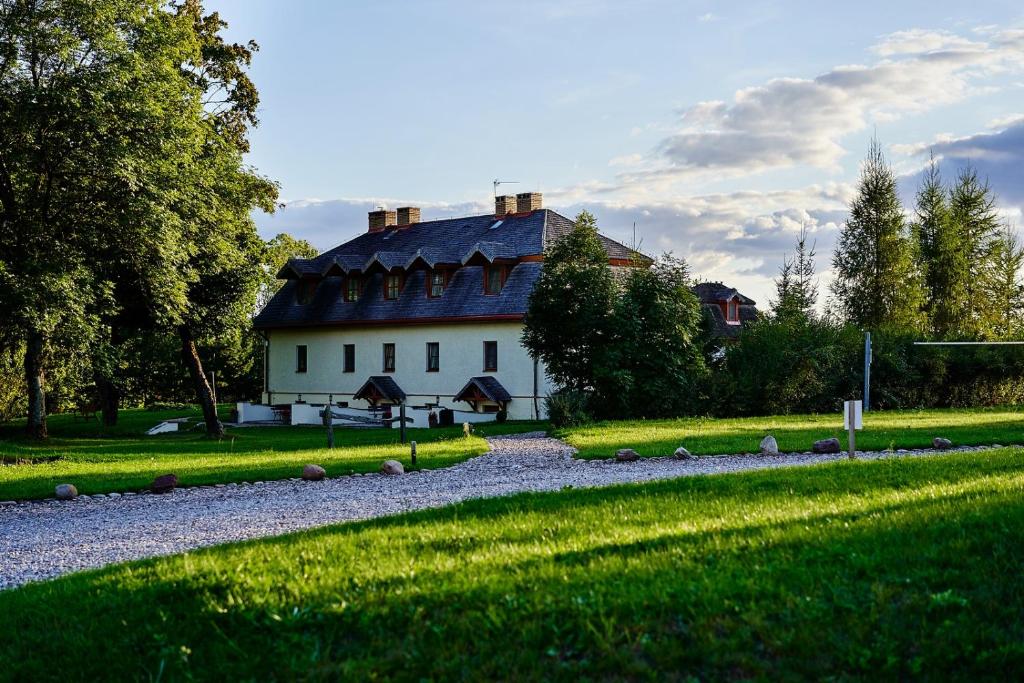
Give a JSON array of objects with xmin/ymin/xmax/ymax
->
[{"xmin": 760, "ymin": 435, "xmax": 779, "ymax": 456}]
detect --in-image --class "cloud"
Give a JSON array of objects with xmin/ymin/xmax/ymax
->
[
  {"xmin": 896, "ymin": 118, "xmax": 1024, "ymax": 213},
  {"xmin": 610, "ymin": 28, "xmax": 1024, "ymax": 189}
]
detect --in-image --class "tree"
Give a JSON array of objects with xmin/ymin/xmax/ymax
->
[
  {"xmin": 987, "ymin": 225, "xmax": 1024, "ymax": 339},
  {"xmin": 597, "ymin": 255, "xmax": 707, "ymax": 418},
  {"xmin": 949, "ymin": 165, "xmax": 1002, "ymax": 338},
  {"xmin": 772, "ymin": 225, "xmax": 818, "ymax": 319},
  {"xmin": 831, "ymin": 139, "xmax": 925, "ymax": 330},
  {"xmin": 259, "ymin": 233, "xmax": 318, "ymax": 310},
  {"xmin": 522, "ymin": 211, "xmax": 616, "ymax": 392},
  {"xmin": 913, "ymin": 154, "xmax": 967, "ymax": 337},
  {"xmin": 0, "ymin": 0, "xmax": 200, "ymax": 437}
]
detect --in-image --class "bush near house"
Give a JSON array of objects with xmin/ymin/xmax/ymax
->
[{"xmin": 2, "ymin": 449, "xmax": 1023, "ymax": 680}]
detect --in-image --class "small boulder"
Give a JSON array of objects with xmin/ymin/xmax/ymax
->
[
  {"xmin": 933, "ymin": 437, "xmax": 953, "ymax": 450},
  {"xmin": 812, "ymin": 438, "xmax": 841, "ymax": 454},
  {"xmin": 615, "ymin": 448, "xmax": 640, "ymax": 462},
  {"xmin": 151, "ymin": 474, "xmax": 178, "ymax": 494},
  {"xmin": 760, "ymin": 435, "xmax": 779, "ymax": 456},
  {"xmin": 380, "ymin": 459, "xmax": 405, "ymax": 475},
  {"xmin": 673, "ymin": 446, "xmax": 694, "ymax": 460},
  {"xmin": 302, "ymin": 464, "xmax": 326, "ymax": 481},
  {"xmin": 55, "ymin": 483, "xmax": 78, "ymax": 500}
]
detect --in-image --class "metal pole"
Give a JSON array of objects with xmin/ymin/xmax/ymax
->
[
  {"xmin": 847, "ymin": 401, "xmax": 856, "ymax": 460},
  {"xmin": 863, "ymin": 332, "xmax": 871, "ymax": 412},
  {"xmin": 399, "ymin": 402, "xmax": 407, "ymax": 444},
  {"xmin": 326, "ymin": 393, "xmax": 334, "ymax": 449},
  {"xmin": 410, "ymin": 440, "xmax": 417, "ymax": 467}
]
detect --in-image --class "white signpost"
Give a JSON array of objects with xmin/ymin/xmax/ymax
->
[{"xmin": 843, "ymin": 400, "xmax": 863, "ymax": 459}]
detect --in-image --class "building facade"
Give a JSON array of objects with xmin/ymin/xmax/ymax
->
[{"xmin": 253, "ymin": 193, "xmax": 638, "ymax": 422}]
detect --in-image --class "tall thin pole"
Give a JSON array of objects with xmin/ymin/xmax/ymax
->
[
  {"xmin": 399, "ymin": 402, "xmax": 407, "ymax": 444},
  {"xmin": 863, "ymin": 331, "xmax": 871, "ymax": 412}
]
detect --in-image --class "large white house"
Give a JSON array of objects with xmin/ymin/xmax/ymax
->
[{"xmin": 249, "ymin": 193, "xmax": 639, "ymax": 426}]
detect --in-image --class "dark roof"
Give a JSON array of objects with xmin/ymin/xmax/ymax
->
[
  {"xmin": 692, "ymin": 281, "xmax": 756, "ymax": 306},
  {"xmin": 353, "ymin": 376, "xmax": 406, "ymax": 403},
  {"xmin": 255, "ymin": 209, "xmax": 638, "ymax": 329},
  {"xmin": 454, "ymin": 376, "xmax": 512, "ymax": 404},
  {"xmin": 702, "ymin": 302, "xmax": 759, "ymax": 339}
]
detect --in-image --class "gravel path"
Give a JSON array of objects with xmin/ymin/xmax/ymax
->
[{"xmin": 0, "ymin": 434, "xmax": 1003, "ymax": 590}]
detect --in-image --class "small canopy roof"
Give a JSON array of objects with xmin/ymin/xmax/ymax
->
[
  {"xmin": 454, "ymin": 376, "xmax": 512, "ymax": 406},
  {"xmin": 353, "ymin": 376, "xmax": 407, "ymax": 405},
  {"xmin": 461, "ymin": 241, "xmax": 516, "ymax": 265}
]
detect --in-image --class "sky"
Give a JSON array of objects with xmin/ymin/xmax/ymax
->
[{"xmin": 210, "ymin": 0, "xmax": 1024, "ymax": 307}]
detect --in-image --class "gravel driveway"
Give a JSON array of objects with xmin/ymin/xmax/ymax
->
[{"xmin": 0, "ymin": 434, "xmax": 998, "ymax": 590}]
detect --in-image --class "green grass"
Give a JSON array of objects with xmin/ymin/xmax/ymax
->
[
  {"xmin": 2, "ymin": 449, "xmax": 1023, "ymax": 680},
  {"xmin": 559, "ymin": 405, "xmax": 1024, "ymax": 458},
  {"xmin": 0, "ymin": 407, "xmax": 545, "ymax": 501}
]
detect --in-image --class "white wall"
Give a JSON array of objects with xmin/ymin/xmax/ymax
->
[{"xmin": 262, "ymin": 322, "xmax": 552, "ymax": 420}]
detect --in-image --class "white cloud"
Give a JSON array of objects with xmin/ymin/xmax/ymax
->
[{"xmin": 605, "ymin": 28, "xmax": 1024, "ymax": 190}]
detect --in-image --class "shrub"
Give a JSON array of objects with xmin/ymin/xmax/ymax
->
[{"xmin": 545, "ymin": 390, "xmax": 592, "ymax": 428}]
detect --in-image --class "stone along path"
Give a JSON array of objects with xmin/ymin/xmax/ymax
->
[{"xmin": 0, "ymin": 434, "xmax": 998, "ymax": 590}]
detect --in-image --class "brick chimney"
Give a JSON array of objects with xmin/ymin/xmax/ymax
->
[
  {"xmin": 516, "ymin": 192, "xmax": 542, "ymax": 213},
  {"xmin": 368, "ymin": 209, "xmax": 396, "ymax": 232},
  {"xmin": 495, "ymin": 195, "xmax": 517, "ymax": 217},
  {"xmin": 396, "ymin": 206, "xmax": 421, "ymax": 226}
]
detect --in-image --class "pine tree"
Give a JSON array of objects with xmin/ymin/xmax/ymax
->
[
  {"xmin": 831, "ymin": 139, "xmax": 925, "ymax": 329},
  {"xmin": 913, "ymin": 154, "xmax": 966, "ymax": 337},
  {"xmin": 772, "ymin": 225, "xmax": 818, "ymax": 319},
  {"xmin": 987, "ymin": 225, "xmax": 1024, "ymax": 339},
  {"xmin": 949, "ymin": 165, "xmax": 1002, "ymax": 338}
]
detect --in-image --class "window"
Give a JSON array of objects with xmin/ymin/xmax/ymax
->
[
  {"xmin": 297, "ymin": 279, "xmax": 318, "ymax": 305},
  {"xmin": 343, "ymin": 344, "xmax": 355, "ymax": 373},
  {"xmin": 296, "ymin": 345, "xmax": 308, "ymax": 373},
  {"xmin": 385, "ymin": 273, "xmax": 401, "ymax": 300},
  {"xmin": 382, "ymin": 343, "xmax": 396, "ymax": 372},
  {"xmin": 345, "ymin": 277, "xmax": 360, "ymax": 302},
  {"xmin": 483, "ymin": 341, "xmax": 498, "ymax": 372},
  {"xmin": 484, "ymin": 266, "xmax": 505, "ymax": 295},
  {"xmin": 727, "ymin": 299, "xmax": 739, "ymax": 322},
  {"xmin": 426, "ymin": 342, "xmax": 439, "ymax": 372},
  {"xmin": 428, "ymin": 270, "xmax": 445, "ymax": 298}
]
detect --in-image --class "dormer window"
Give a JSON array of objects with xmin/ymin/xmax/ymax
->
[
  {"xmin": 384, "ymin": 273, "xmax": 401, "ymax": 300},
  {"xmin": 428, "ymin": 270, "xmax": 445, "ymax": 298},
  {"xmin": 484, "ymin": 266, "xmax": 506, "ymax": 295},
  {"xmin": 297, "ymin": 279, "xmax": 318, "ymax": 305},
  {"xmin": 344, "ymin": 277, "xmax": 361, "ymax": 302},
  {"xmin": 726, "ymin": 299, "xmax": 739, "ymax": 323}
]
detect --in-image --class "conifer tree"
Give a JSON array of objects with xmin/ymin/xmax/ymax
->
[
  {"xmin": 987, "ymin": 225, "xmax": 1024, "ymax": 339},
  {"xmin": 772, "ymin": 225, "xmax": 818, "ymax": 319},
  {"xmin": 949, "ymin": 165, "xmax": 1001, "ymax": 337},
  {"xmin": 831, "ymin": 139, "xmax": 925, "ymax": 329},
  {"xmin": 913, "ymin": 155, "xmax": 966, "ymax": 337}
]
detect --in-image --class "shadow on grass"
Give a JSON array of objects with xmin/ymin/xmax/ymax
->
[{"xmin": 3, "ymin": 451, "xmax": 1024, "ymax": 679}]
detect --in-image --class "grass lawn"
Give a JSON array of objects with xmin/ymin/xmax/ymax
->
[
  {"xmin": 0, "ymin": 407, "xmax": 545, "ymax": 501},
  {"xmin": 559, "ymin": 405, "xmax": 1024, "ymax": 458},
  {"xmin": 2, "ymin": 448, "xmax": 1023, "ymax": 680}
]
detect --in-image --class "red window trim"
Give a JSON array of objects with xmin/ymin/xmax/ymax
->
[
  {"xmin": 384, "ymin": 273, "xmax": 403, "ymax": 300},
  {"xmin": 427, "ymin": 270, "xmax": 446, "ymax": 299},
  {"xmin": 344, "ymin": 276, "xmax": 362, "ymax": 302},
  {"xmin": 483, "ymin": 265, "xmax": 508, "ymax": 295}
]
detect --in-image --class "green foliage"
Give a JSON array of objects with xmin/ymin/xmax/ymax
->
[
  {"xmin": 771, "ymin": 224, "xmax": 818, "ymax": 319},
  {"xmin": 949, "ymin": 165, "xmax": 1002, "ymax": 338},
  {"xmin": 3, "ymin": 449, "xmax": 1024, "ymax": 679},
  {"xmin": 988, "ymin": 226, "xmax": 1024, "ymax": 338},
  {"xmin": 522, "ymin": 211, "xmax": 616, "ymax": 392},
  {"xmin": 596, "ymin": 255, "xmax": 708, "ymax": 418},
  {"xmin": 914, "ymin": 156, "xmax": 966, "ymax": 337},
  {"xmin": 831, "ymin": 139, "xmax": 925, "ymax": 329},
  {"xmin": 544, "ymin": 390, "xmax": 592, "ymax": 428}
]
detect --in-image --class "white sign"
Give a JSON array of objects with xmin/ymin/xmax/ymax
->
[{"xmin": 843, "ymin": 400, "xmax": 863, "ymax": 430}]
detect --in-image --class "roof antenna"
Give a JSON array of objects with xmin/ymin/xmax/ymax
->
[{"xmin": 493, "ymin": 179, "xmax": 519, "ymax": 198}]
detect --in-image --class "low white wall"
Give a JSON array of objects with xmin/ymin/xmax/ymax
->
[{"xmin": 236, "ymin": 402, "xmax": 278, "ymax": 423}]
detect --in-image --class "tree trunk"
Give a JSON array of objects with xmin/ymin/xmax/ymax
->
[
  {"xmin": 24, "ymin": 331, "xmax": 47, "ymax": 439},
  {"xmin": 94, "ymin": 372, "xmax": 120, "ymax": 427},
  {"xmin": 178, "ymin": 324, "xmax": 224, "ymax": 438}
]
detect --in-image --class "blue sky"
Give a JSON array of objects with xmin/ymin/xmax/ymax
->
[{"xmin": 211, "ymin": 0, "xmax": 1024, "ymax": 305}]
